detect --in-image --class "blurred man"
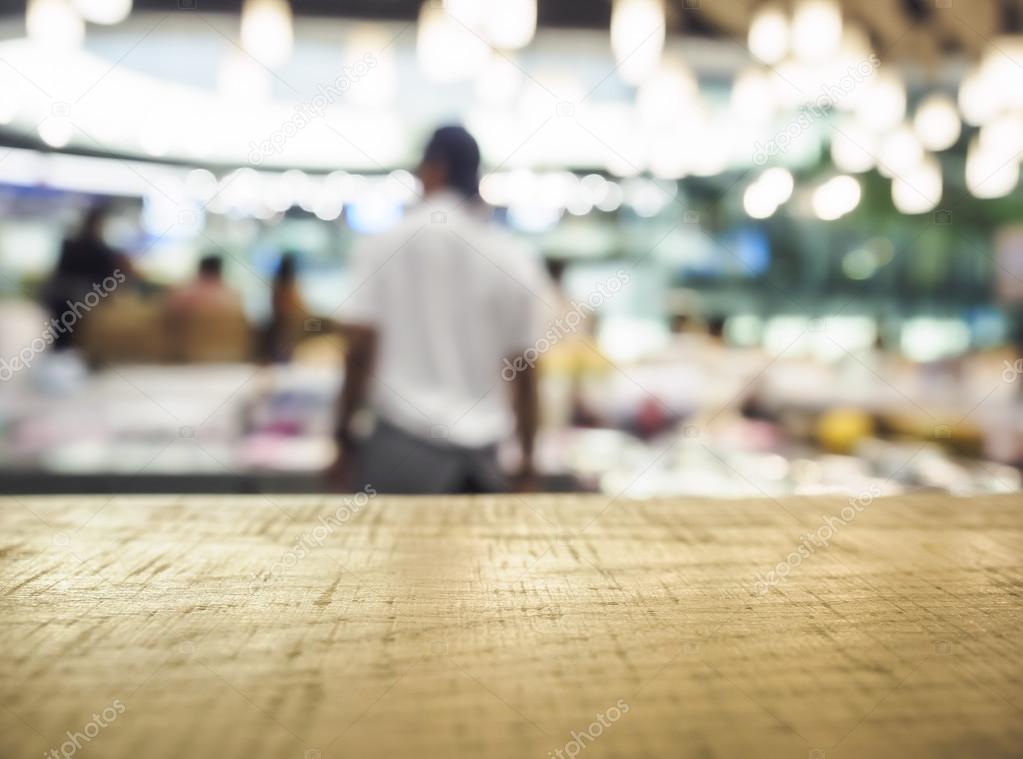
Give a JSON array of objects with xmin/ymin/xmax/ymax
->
[
  {"xmin": 333, "ymin": 125, "xmax": 549, "ymax": 494},
  {"xmin": 164, "ymin": 255, "xmax": 250, "ymax": 362},
  {"xmin": 46, "ymin": 205, "xmax": 121, "ymax": 351},
  {"xmin": 262, "ymin": 252, "xmax": 309, "ymax": 363}
]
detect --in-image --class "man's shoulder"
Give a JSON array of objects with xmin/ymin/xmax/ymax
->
[
  {"xmin": 354, "ymin": 206, "xmax": 540, "ymax": 272},
  {"xmin": 351, "ymin": 215, "xmax": 428, "ymax": 258}
]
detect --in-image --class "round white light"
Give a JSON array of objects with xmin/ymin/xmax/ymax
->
[
  {"xmin": 39, "ymin": 117, "xmax": 74, "ymax": 148},
  {"xmin": 445, "ymin": 0, "xmax": 485, "ymax": 28},
  {"xmin": 566, "ymin": 193, "xmax": 594, "ymax": 216},
  {"xmin": 479, "ymin": 173, "xmax": 512, "ymax": 207},
  {"xmin": 838, "ymin": 22, "xmax": 872, "ymax": 62},
  {"xmin": 595, "ymin": 180, "xmax": 624, "ymax": 212},
  {"xmin": 829, "ymin": 24, "xmax": 877, "ymax": 112},
  {"xmin": 611, "ymin": 0, "xmax": 666, "ymax": 85},
  {"xmin": 743, "ymin": 167, "xmax": 794, "ymax": 220},
  {"xmin": 580, "ymin": 173, "xmax": 608, "ymax": 206},
  {"xmin": 967, "ymin": 134, "xmax": 1021, "ymax": 199},
  {"xmin": 186, "ymin": 169, "xmax": 219, "ymax": 203},
  {"xmin": 855, "ymin": 70, "xmax": 906, "ymax": 133},
  {"xmin": 792, "ymin": 0, "xmax": 843, "ymax": 64},
  {"xmin": 417, "ymin": 2, "xmax": 488, "ymax": 82},
  {"xmin": 980, "ymin": 112, "xmax": 1023, "ymax": 162},
  {"xmin": 731, "ymin": 67, "xmax": 776, "ymax": 124},
  {"xmin": 343, "ymin": 26, "xmax": 397, "ymax": 107},
  {"xmin": 637, "ymin": 54, "xmax": 699, "ymax": 127},
  {"xmin": 748, "ymin": 4, "xmax": 788, "ymax": 65},
  {"xmin": 958, "ymin": 65, "xmax": 1000, "ymax": 126},
  {"xmin": 913, "ymin": 93, "xmax": 962, "ymax": 152},
  {"xmin": 623, "ymin": 177, "xmax": 669, "ymax": 217},
  {"xmin": 72, "ymin": 0, "xmax": 131, "ymax": 24},
  {"xmin": 313, "ymin": 195, "xmax": 344, "ymax": 221},
  {"xmin": 744, "ymin": 182, "xmax": 778, "ymax": 219},
  {"xmin": 878, "ymin": 125, "xmax": 924, "ymax": 179},
  {"xmin": 483, "ymin": 0, "xmax": 536, "ymax": 50},
  {"xmin": 830, "ymin": 121, "xmax": 877, "ymax": 173},
  {"xmin": 240, "ymin": 0, "xmax": 293, "ymax": 68},
  {"xmin": 976, "ymin": 37, "xmax": 1023, "ymax": 112},
  {"xmin": 27, "ymin": 0, "xmax": 84, "ymax": 49},
  {"xmin": 759, "ymin": 167, "xmax": 794, "ymax": 205},
  {"xmin": 812, "ymin": 175, "xmax": 861, "ymax": 221},
  {"xmin": 891, "ymin": 155, "xmax": 942, "ymax": 214}
]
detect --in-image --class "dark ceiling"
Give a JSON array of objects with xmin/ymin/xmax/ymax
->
[{"xmin": 1, "ymin": 1, "xmax": 1022, "ymax": 61}]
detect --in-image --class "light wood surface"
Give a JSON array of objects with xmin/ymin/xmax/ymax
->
[{"xmin": 2, "ymin": 493, "xmax": 1021, "ymax": 759}]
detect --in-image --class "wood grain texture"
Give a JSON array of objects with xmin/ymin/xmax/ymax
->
[{"xmin": 1, "ymin": 493, "xmax": 1021, "ymax": 759}]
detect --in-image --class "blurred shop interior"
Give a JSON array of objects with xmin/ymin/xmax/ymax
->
[{"xmin": 1, "ymin": 0, "xmax": 1022, "ymax": 496}]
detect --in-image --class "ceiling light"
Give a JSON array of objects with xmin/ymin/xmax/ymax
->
[
  {"xmin": 958, "ymin": 65, "xmax": 999, "ymax": 126},
  {"xmin": 748, "ymin": 3, "xmax": 788, "ymax": 65},
  {"xmin": 731, "ymin": 67, "xmax": 776, "ymax": 124},
  {"xmin": 792, "ymin": 0, "xmax": 843, "ymax": 64},
  {"xmin": 855, "ymin": 70, "xmax": 905, "ymax": 133},
  {"xmin": 891, "ymin": 155, "xmax": 942, "ymax": 215},
  {"xmin": 417, "ymin": 1, "xmax": 489, "ymax": 82},
  {"xmin": 830, "ymin": 121, "xmax": 877, "ymax": 173},
  {"xmin": 636, "ymin": 53, "xmax": 699, "ymax": 126},
  {"xmin": 812, "ymin": 175, "xmax": 861, "ymax": 221},
  {"xmin": 966, "ymin": 135, "xmax": 1020, "ymax": 199},
  {"xmin": 72, "ymin": 0, "xmax": 131, "ymax": 24},
  {"xmin": 759, "ymin": 167, "xmax": 794, "ymax": 205},
  {"xmin": 484, "ymin": 0, "xmax": 536, "ymax": 50},
  {"xmin": 240, "ymin": 0, "xmax": 293, "ymax": 68},
  {"xmin": 611, "ymin": 0, "xmax": 666, "ymax": 85},
  {"xmin": 878, "ymin": 125, "xmax": 923, "ymax": 178},
  {"xmin": 913, "ymin": 93, "xmax": 961, "ymax": 152},
  {"xmin": 27, "ymin": 0, "xmax": 84, "ymax": 49},
  {"xmin": 343, "ymin": 26, "xmax": 396, "ymax": 107}
]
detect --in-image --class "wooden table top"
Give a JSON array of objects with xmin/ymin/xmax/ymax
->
[{"xmin": 2, "ymin": 493, "xmax": 1021, "ymax": 759}]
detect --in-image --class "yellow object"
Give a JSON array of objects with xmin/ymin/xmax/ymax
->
[{"xmin": 817, "ymin": 409, "xmax": 875, "ymax": 454}]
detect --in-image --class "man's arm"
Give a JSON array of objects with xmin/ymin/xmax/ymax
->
[
  {"xmin": 332, "ymin": 323, "xmax": 377, "ymax": 483},
  {"xmin": 509, "ymin": 361, "xmax": 539, "ymax": 490}
]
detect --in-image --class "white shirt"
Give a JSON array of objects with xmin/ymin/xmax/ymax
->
[{"xmin": 339, "ymin": 191, "xmax": 552, "ymax": 447}]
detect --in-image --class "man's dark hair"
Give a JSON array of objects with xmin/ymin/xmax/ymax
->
[
  {"xmin": 275, "ymin": 252, "xmax": 297, "ymax": 285},
  {"xmin": 198, "ymin": 255, "xmax": 223, "ymax": 279},
  {"xmin": 422, "ymin": 125, "xmax": 481, "ymax": 198}
]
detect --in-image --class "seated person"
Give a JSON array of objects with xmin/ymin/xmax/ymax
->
[{"xmin": 164, "ymin": 256, "xmax": 250, "ymax": 363}]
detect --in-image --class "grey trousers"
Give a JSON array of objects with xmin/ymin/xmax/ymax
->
[{"xmin": 350, "ymin": 419, "xmax": 509, "ymax": 495}]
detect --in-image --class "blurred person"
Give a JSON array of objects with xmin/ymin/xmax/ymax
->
[
  {"xmin": 164, "ymin": 255, "xmax": 250, "ymax": 363},
  {"xmin": 45, "ymin": 205, "xmax": 122, "ymax": 351},
  {"xmin": 538, "ymin": 257, "xmax": 606, "ymax": 430},
  {"xmin": 262, "ymin": 252, "xmax": 309, "ymax": 363},
  {"xmin": 332, "ymin": 125, "xmax": 549, "ymax": 494}
]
